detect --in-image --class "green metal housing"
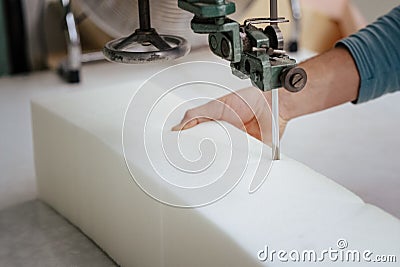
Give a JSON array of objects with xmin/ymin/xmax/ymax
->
[{"xmin": 178, "ymin": 0, "xmax": 299, "ymax": 91}]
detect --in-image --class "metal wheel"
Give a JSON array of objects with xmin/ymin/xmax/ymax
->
[{"xmin": 102, "ymin": 0, "xmax": 190, "ymax": 64}]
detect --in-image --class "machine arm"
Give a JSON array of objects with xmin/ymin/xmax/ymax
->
[{"xmin": 178, "ymin": 0, "xmax": 307, "ymax": 92}]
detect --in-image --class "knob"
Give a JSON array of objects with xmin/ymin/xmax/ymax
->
[{"xmin": 280, "ymin": 67, "xmax": 307, "ymax": 92}]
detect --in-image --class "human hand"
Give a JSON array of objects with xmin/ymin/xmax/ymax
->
[
  {"xmin": 171, "ymin": 87, "xmax": 289, "ymax": 146},
  {"xmin": 172, "ymin": 47, "xmax": 361, "ymax": 146}
]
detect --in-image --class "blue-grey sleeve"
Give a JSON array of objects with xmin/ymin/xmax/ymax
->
[{"xmin": 336, "ymin": 5, "xmax": 400, "ymax": 104}]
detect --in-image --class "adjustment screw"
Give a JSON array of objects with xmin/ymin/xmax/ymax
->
[
  {"xmin": 281, "ymin": 67, "xmax": 307, "ymax": 92},
  {"xmin": 221, "ymin": 39, "xmax": 231, "ymax": 59},
  {"xmin": 209, "ymin": 35, "xmax": 218, "ymax": 50}
]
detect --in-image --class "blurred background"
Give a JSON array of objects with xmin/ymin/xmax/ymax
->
[{"xmin": 0, "ymin": 0, "xmax": 397, "ymax": 78}]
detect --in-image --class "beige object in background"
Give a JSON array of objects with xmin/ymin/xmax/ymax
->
[
  {"xmin": 300, "ymin": 8, "xmax": 343, "ymax": 54},
  {"xmin": 300, "ymin": 0, "xmax": 366, "ymax": 53},
  {"xmin": 75, "ymin": 12, "xmax": 112, "ymax": 52}
]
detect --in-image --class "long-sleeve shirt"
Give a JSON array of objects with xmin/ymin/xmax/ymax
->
[{"xmin": 337, "ymin": 5, "xmax": 400, "ymax": 104}]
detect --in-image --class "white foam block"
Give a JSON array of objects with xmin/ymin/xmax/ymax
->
[{"xmin": 32, "ymin": 63, "xmax": 400, "ymax": 266}]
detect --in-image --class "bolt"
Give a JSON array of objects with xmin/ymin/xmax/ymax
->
[
  {"xmin": 215, "ymin": 17, "xmax": 225, "ymax": 26},
  {"xmin": 290, "ymin": 73, "xmax": 305, "ymax": 88},
  {"xmin": 210, "ymin": 35, "xmax": 218, "ymax": 50},
  {"xmin": 221, "ymin": 39, "xmax": 231, "ymax": 59},
  {"xmin": 281, "ymin": 67, "xmax": 307, "ymax": 93}
]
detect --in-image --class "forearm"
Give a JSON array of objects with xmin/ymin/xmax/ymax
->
[
  {"xmin": 337, "ymin": 6, "xmax": 400, "ymax": 104},
  {"xmin": 274, "ymin": 5, "xmax": 400, "ymax": 121},
  {"xmin": 266, "ymin": 47, "xmax": 360, "ymax": 121}
]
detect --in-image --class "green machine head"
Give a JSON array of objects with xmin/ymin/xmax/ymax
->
[{"xmin": 178, "ymin": 0, "xmax": 307, "ymax": 92}]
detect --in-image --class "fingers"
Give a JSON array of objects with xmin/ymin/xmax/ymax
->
[
  {"xmin": 171, "ymin": 98, "xmax": 226, "ymax": 131},
  {"xmin": 172, "ymin": 88, "xmax": 264, "ymax": 132},
  {"xmin": 171, "ymin": 87, "xmax": 291, "ymax": 147},
  {"xmin": 171, "ymin": 117, "xmax": 200, "ymax": 131}
]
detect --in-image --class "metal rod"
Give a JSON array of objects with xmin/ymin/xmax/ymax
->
[
  {"xmin": 289, "ymin": 0, "xmax": 301, "ymax": 46},
  {"xmin": 270, "ymin": 0, "xmax": 280, "ymax": 160},
  {"xmin": 271, "ymin": 89, "xmax": 280, "ymax": 160},
  {"xmin": 138, "ymin": 0, "xmax": 151, "ymax": 30},
  {"xmin": 270, "ymin": 0, "xmax": 278, "ymax": 23}
]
